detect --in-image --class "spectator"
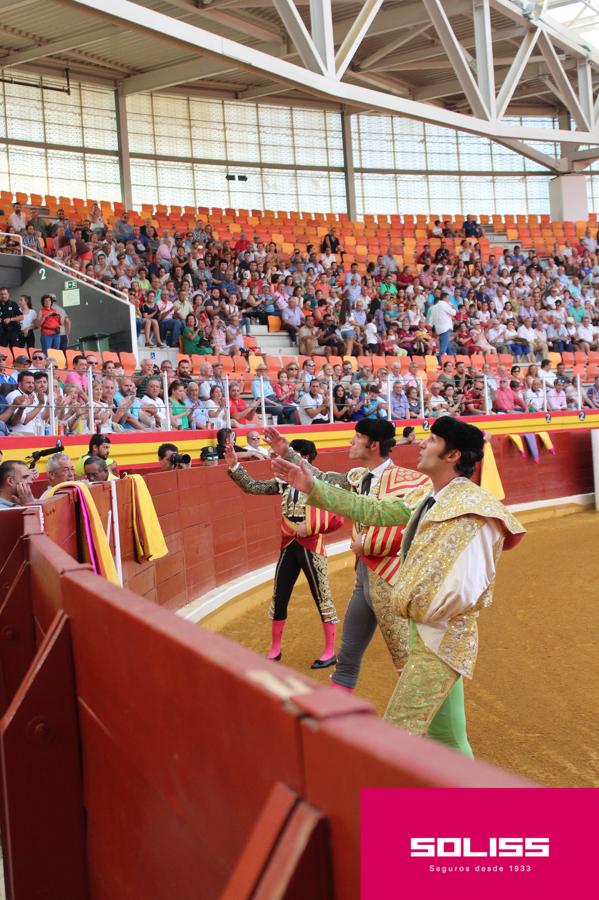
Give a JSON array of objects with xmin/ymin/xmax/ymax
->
[
  {"xmin": 547, "ymin": 381, "xmax": 567, "ymax": 411},
  {"xmin": 493, "ymin": 377, "xmax": 526, "ymax": 413},
  {"xmin": 251, "ymin": 363, "xmax": 297, "ymax": 424},
  {"xmin": 0, "ymin": 286, "xmax": 22, "ymax": 347},
  {"xmin": 42, "ymin": 453, "xmax": 76, "ymax": 496},
  {"xmin": 140, "ymin": 377, "xmax": 167, "ymax": 429},
  {"xmin": 388, "ymin": 380, "xmax": 408, "ymax": 420},
  {"xmin": 0, "ymin": 460, "xmax": 36, "ymax": 508},
  {"xmin": 3, "ymin": 370, "xmax": 44, "ymax": 435},
  {"xmin": 429, "ymin": 292, "xmax": 456, "ymax": 361},
  {"xmin": 298, "ymin": 378, "xmax": 329, "ymax": 425},
  {"xmin": 75, "ymin": 434, "xmax": 116, "ymax": 477},
  {"xmin": 83, "ymin": 457, "xmax": 109, "ymax": 483},
  {"xmin": 35, "ymin": 294, "xmax": 63, "ymax": 355},
  {"xmin": 524, "ymin": 377, "xmax": 545, "ymax": 412},
  {"xmin": 7, "ymin": 203, "xmax": 27, "ymax": 234},
  {"xmin": 239, "ymin": 430, "xmax": 269, "ymax": 459},
  {"xmin": 462, "ymin": 378, "xmax": 486, "ymax": 415},
  {"xmin": 586, "ymin": 375, "xmax": 599, "ymax": 408}
]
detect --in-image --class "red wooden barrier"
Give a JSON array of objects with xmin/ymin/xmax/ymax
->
[{"xmin": 0, "ymin": 527, "xmax": 528, "ymax": 900}]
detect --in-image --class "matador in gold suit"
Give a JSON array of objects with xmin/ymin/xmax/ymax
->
[
  {"xmin": 275, "ymin": 417, "xmax": 525, "ymax": 756},
  {"xmin": 285, "ymin": 418, "xmax": 429, "ymax": 690},
  {"xmin": 228, "ymin": 439, "xmax": 343, "ymax": 668}
]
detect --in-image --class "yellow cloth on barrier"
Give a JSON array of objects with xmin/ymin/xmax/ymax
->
[
  {"xmin": 537, "ymin": 431, "xmax": 555, "ymax": 454},
  {"xmin": 508, "ymin": 434, "xmax": 525, "ymax": 456},
  {"xmin": 129, "ymin": 474, "xmax": 169, "ymax": 562},
  {"xmin": 480, "ymin": 441, "xmax": 505, "ymax": 501},
  {"xmin": 44, "ymin": 481, "xmax": 119, "ymax": 585}
]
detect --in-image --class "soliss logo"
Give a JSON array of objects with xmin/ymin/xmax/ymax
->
[{"xmin": 410, "ymin": 837, "xmax": 550, "ymax": 857}]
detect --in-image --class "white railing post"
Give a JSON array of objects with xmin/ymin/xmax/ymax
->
[
  {"xmin": 162, "ymin": 371, "xmax": 172, "ymax": 431},
  {"xmin": 260, "ymin": 376, "xmax": 267, "ymax": 428},
  {"xmin": 109, "ymin": 478, "xmax": 123, "ymax": 586},
  {"xmin": 576, "ymin": 373, "xmax": 583, "ymax": 411},
  {"xmin": 543, "ymin": 378, "xmax": 548, "ymax": 412},
  {"xmin": 386, "ymin": 378, "xmax": 392, "ymax": 420},
  {"xmin": 225, "ymin": 374, "xmax": 231, "ymax": 430},
  {"xmin": 329, "ymin": 376, "xmax": 334, "ymax": 424},
  {"xmin": 87, "ymin": 366, "xmax": 95, "ymax": 433},
  {"xmin": 48, "ymin": 361, "xmax": 57, "ymax": 435},
  {"xmin": 418, "ymin": 376, "xmax": 425, "ymax": 419},
  {"xmin": 483, "ymin": 374, "xmax": 490, "ymax": 415}
]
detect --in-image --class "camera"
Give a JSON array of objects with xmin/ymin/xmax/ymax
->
[{"xmin": 171, "ymin": 452, "xmax": 191, "ymax": 468}]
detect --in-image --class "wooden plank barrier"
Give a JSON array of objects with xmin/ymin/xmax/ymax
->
[{"xmin": 0, "ymin": 521, "xmax": 528, "ymax": 900}]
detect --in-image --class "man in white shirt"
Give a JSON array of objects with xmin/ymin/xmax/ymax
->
[
  {"xmin": 538, "ymin": 359, "xmax": 556, "ymax": 387},
  {"xmin": 5, "ymin": 371, "xmax": 44, "ymax": 435},
  {"xmin": 299, "ymin": 379, "xmax": 329, "ymax": 425},
  {"xmin": 429, "ymin": 292, "xmax": 456, "ymax": 362},
  {"xmin": 140, "ymin": 376, "xmax": 167, "ymax": 429},
  {"xmin": 7, "ymin": 203, "xmax": 27, "ymax": 234},
  {"xmin": 576, "ymin": 316, "xmax": 598, "ymax": 353},
  {"xmin": 524, "ymin": 378, "xmax": 545, "ymax": 411}
]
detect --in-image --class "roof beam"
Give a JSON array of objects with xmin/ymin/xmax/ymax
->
[
  {"xmin": 495, "ymin": 137, "xmax": 565, "ymax": 172},
  {"xmin": 272, "ymin": 0, "xmax": 325, "ymax": 75},
  {"xmin": 473, "ymin": 0, "xmax": 496, "ymax": 118},
  {"xmin": 490, "ymin": 0, "xmax": 598, "ymax": 63},
  {"xmin": 309, "ymin": 0, "xmax": 334, "ymax": 77},
  {"xmin": 348, "ymin": 69, "xmax": 413, "ymax": 98},
  {"xmin": 236, "ymin": 84, "xmax": 289, "ymax": 101},
  {"xmin": 65, "ymin": 0, "xmax": 599, "ymax": 146},
  {"xmin": 495, "ymin": 28, "xmax": 540, "ymax": 118},
  {"xmin": 375, "ymin": 24, "xmax": 525, "ymax": 71},
  {"xmin": 422, "ymin": 0, "xmax": 490, "ymax": 118},
  {"xmin": 334, "ymin": 0, "xmax": 384, "ymax": 80},
  {"xmin": 120, "ymin": 56, "xmax": 240, "ymax": 95},
  {"xmin": 162, "ymin": 0, "xmax": 283, "ymax": 43},
  {"xmin": 357, "ymin": 24, "xmax": 432, "ymax": 71},
  {"xmin": 537, "ymin": 30, "xmax": 590, "ymax": 130},
  {"xmin": 0, "ymin": 25, "xmax": 116, "ymax": 67}
]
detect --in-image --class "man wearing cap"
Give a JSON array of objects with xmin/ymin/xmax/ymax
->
[
  {"xmin": 272, "ymin": 417, "xmax": 525, "ymax": 756},
  {"xmin": 265, "ymin": 420, "xmax": 429, "ymax": 692},
  {"xmin": 251, "ymin": 363, "xmax": 297, "ymax": 425},
  {"xmin": 225, "ymin": 439, "xmax": 342, "ymax": 668}
]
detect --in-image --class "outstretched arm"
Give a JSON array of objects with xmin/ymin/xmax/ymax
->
[
  {"xmin": 271, "ymin": 457, "xmax": 411, "ymax": 526},
  {"xmin": 264, "ymin": 426, "xmax": 349, "ymax": 488},
  {"xmin": 226, "ymin": 444, "xmax": 280, "ymax": 495}
]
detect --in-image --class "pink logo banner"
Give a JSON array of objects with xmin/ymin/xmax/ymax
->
[{"xmin": 361, "ymin": 787, "xmax": 597, "ymax": 898}]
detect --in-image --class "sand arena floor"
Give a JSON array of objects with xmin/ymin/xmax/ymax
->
[{"xmin": 210, "ymin": 510, "xmax": 599, "ymax": 787}]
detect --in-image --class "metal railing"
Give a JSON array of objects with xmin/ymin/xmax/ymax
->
[
  {"xmin": 22, "ymin": 245, "xmax": 129, "ymax": 303},
  {"xmin": 0, "ymin": 366, "xmax": 592, "ymax": 439},
  {"xmin": 0, "ymin": 231, "xmax": 129, "ymax": 303}
]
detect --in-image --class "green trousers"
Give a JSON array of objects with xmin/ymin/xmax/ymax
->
[{"xmin": 383, "ymin": 620, "xmax": 473, "ymax": 757}]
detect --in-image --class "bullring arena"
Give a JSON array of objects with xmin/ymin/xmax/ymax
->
[{"xmin": 1, "ymin": 1, "xmax": 599, "ymax": 897}]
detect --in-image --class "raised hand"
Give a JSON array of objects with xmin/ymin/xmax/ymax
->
[
  {"xmin": 224, "ymin": 442, "xmax": 237, "ymax": 469},
  {"xmin": 271, "ymin": 457, "xmax": 314, "ymax": 494},
  {"xmin": 263, "ymin": 426, "xmax": 289, "ymax": 457}
]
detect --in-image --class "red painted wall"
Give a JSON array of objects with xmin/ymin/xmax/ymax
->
[{"xmin": 39, "ymin": 430, "xmax": 592, "ymax": 611}]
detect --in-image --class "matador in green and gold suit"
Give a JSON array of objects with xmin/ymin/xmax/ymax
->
[{"xmin": 298, "ymin": 428, "xmax": 525, "ymax": 756}]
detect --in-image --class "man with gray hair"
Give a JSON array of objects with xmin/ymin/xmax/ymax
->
[
  {"xmin": 40, "ymin": 453, "xmax": 75, "ymax": 499},
  {"xmin": 83, "ymin": 457, "xmax": 109, "ymax": 483}
]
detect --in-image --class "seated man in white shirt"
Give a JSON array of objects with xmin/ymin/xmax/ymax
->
[
  {"xmin": 140, "ymin": 376, "xmax": 167, "ymax": 429},
  {"xmin": 576, "ymin": 316, "xmax": 598, "ymax": 354},
  {"xmin": 299, "ymin": 379, "xmax": 329, "ymax": 425},
  {"xmin": 4, "ymin": 370, "xmax": 44, "ymax": 435},
  {"xmin": 524, "ymin": 378, "xmax": 545, "ymax": 411}
]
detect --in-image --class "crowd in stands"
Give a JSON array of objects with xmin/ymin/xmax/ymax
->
[
  {"xmin": 0, "ymin": 348, "xmax": 598, "ymax": 437},
  {"xmin": 2, "ymin": 197, "xmax": 599, "ymax": 434}
]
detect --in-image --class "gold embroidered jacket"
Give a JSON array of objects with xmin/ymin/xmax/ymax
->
[
  {"xmin": 287, "ymin": 448, "xmax": 429, "ymax": 585},
  {"xmin": 228, "ymin": 463, "xmax": 343, "ymax": 554},
  {"xmin": 305, "ymin": 476, "xmax": 526, "ymax": 677}
]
